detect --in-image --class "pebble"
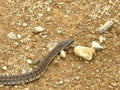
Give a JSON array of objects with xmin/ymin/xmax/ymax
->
[
  {"xmin": 52, "ymin": 84, "xmax": 58, "ymax": 88},
  {"xmin": 17, "ymin": 34, "xmax": 22, "ymax": 39},
  {"xmin": 111, "ymin": 82, "xmax": 117, "ymax": 87},
  {"xmin": 22, "ymin": 68, "xmax": 27, "ymax": 74},
  {"xmin": 32, "ymin": 26, "xmax": 44, "ymax": 34},
  {"xmin": 74, "ymin": 76, "xmax": 80, "ymax": 81},
  {"xmin": 91, "ymin": 41, "xmax": 103, "ymax": 50},
  {"xmin": 26, "ymin": 59, "xmax": 32, "ymax": 64},
  {"xmin": 95, "ymin": 69, "xmax": 100, "ymax": 73},
  {"xmin": 1, "ymin": 66, "xmax": 8, "ymax": 71},
  {"xmin": 47, "ymin": 42, "xmax": 57, "ymax": 51},
  {"xmin": 99, "ymin": 36, "xmax": 106, "ymax": 43},
  {"xmin": 58, "ymin": 80, "xmax": 63, "ymax": 85},
  {"xmin": 7, "ymin": 32, "xmax": 17, "ymax": 40},
  {"xmin": 46, "ymin": 7, "xmax": 51, "ymax": 12},
  {"xmin": 57, "ymin": 30, "xmax": 64, "ymax": 34},
  {"xmin": 96, "ymin": 20, "xmax": 114, "ymax": 33},
  {"xmin": 60, "ymin": 50, "xmax": 66, "ymax": 58},
  {"xmin": 64, "ymin": 79, "xmax": 70, "ymax": 83},
  {"xmin": 74, "ymin": 46, "xmax": 95, "ymax": 60},
  {"xmin": 22, "ymin": 22, "xmax": 27, "ymax": 27}
]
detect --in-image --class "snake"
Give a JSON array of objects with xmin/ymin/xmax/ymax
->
[{"xmin": 0, "ymin": 39, "xmax": 74, "ymax": 85}]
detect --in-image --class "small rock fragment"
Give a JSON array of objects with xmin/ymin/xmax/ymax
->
[
  {"xmin": 22, "ymin": 22, "xmax": 27, "ymax": 27},
  {"xmin": 58, "ymin": 81, "xmax": 63, "ymax": 85},
  {"xmin": 74, "ymin": 76, "xmax": 80, "ymax": 81},
  {"xmin": 22, "ymin": 68, "xmax": 27, "ymax": 74},
  {"xmin": 99, "ymin": 36, "xmax": 106, "ymax": 43},
  {"xmin": 46, "ymin": 7, "xmax": 51, "ymax": 12},
  {"xmin": 74, "ymin": 46, "xmax": 95, "ymax": 60},
  {"xmin": 96, "ymin": 20, "xmax": 114, "ymax": 33},
  {"xmin": 32, "ymin": 26, "xmax": 44, "ymax": 34},
  {"xmin": 1, "ymin": 66, "xmax": 8, "ymax": 71},
  {"xmin": 17, "ymin": 34, "xmax": 22, "ymax": 39},
  {"xmin": 60, "ymin": 50, "xmax": 66, "ymax": 58},
  {"xmin": 7, "ymin": 32, "xmax": 17, "ymax": 40},
  {"xmin": 64, "ymin": 79, "xmax": 70, "ymax": 83},
  {"xmin": 95, "ymin": 69, "xmax": 100, "ymax": 73},
  {"xmin": 92, "ymin": 41, "xmax": 103, "ymax": 50},
  {"xmin": 14, "ymin": 42, "xmax": 19, "ymax": 45},
  {"xmin": 26, "ymin": 59, "xmax": 32, "ymax": 64},
  {"xmin": 47, "ymin": 42, "xmax": 57, "ymax": 51}
]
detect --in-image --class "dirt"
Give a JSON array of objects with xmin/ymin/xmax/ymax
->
[{"xmin": 0, "ymin": 0, "xmax": 120, "ymax": 90}]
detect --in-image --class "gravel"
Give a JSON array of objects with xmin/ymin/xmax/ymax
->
[{"xmin": 7, "ymin": 32, "xmax": 17, "ymax": 40}]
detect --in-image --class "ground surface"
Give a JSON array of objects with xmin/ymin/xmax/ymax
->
[{"xmin": 0, "ymin": 0, "xmax": 120, "ymax": 90}]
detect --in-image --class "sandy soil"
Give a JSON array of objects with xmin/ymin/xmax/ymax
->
[{"xmin": 0, "ymin": 0, "xmax": 120, "ymax": 90}]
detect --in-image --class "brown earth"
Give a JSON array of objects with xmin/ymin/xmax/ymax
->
[{"xmin": 0, "ymin": 0, "xmax": 120, "ymax": 90}]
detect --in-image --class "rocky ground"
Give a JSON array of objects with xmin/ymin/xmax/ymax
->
[{"xmin": 0, "ymin": 0, "xmax": 120, "ymax": 90}]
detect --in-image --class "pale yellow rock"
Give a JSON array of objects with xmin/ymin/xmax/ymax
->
[
  {"xmin": 60, "ymin": 50, "xmax": 66, "ymax": 58},
  {"xmin": 74, "ymin": 46, "xmax": 95, "ymax": 60}
]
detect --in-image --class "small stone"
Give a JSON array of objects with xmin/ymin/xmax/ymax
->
[
  {"xmin": 111, "ymin": 82, "xmax": 117, "ymax": 87},
  {"xmin": 99, "ymin": 36, "xmax": 106, "ymax": 43},
  {"xmin": 39, "ymin": 34, "xmax": 48, "ymax": 39},
  {"xmin": 22, "ymin": 68, "xmax": 27, "ymax": 74},
  {"xmin": 60, "ymin": 50, "xmax": 66, "ymax": 58},
  {"xmin": 52, "ymin": 84, "xmax": 58, "ymax": 88},
  {"xmin": 74, "ymin": 46, "xmax": 95, "ymax": 60},
  {"xmin": 117, "ymin": 64, "xmax": 120, "ymax": 67},
  {"xmin": 32, "ymin": 26, "xmax": 44, "ymax": 34},
  {"xmin": 26, "ymin": 59, "xmax": 32, "ymax": 64},
  {"xmin": 58, "ymin": 81, "xmax": 63, "ymax": 85},
  {"xmin": 95, "ymin": 69, "xmax": 100, "ymax": 73},
  {"xmin": 46, "ymin": 7, "xmax": 51, "ymax": 12},
  {"xmin": 14, "ymin": 42, "xmax": 19, "ymax": 45},
  {"xmin": 57, "ymin": 30, "xmax": 64, "ymax": 34},
  {"xmin": 64, "ymin": 79, "xmax": 70, "ymax": 83},
  {"xmin": 7, "ymin": 32, "xmax": 17, "ymax": 40},
  {"xmin": 117, "ymin": 70, "xmax": 120, "ymax": 74},
  {"xmin": 91, "ymin": 41, "xmax": 103, "ymax": 50},
  {"xmin": 38, "ymin": 13, "xmax": 43, "ymax": 17},
  {"xmin": 96, "ymin": 20, "xmax": 114, "ymax": 33},
  {"xmin": 17, "ymin": 34, "xmax": 22, "ymax": 39},
  {"xmin": 1, "ymin": 66, "xmax": 8, "ymax": 71},
  {"xmin": 74, "ymin": 76, "xmax": 80, "ymax": 80},
  {"xmin": 22, "ymin": 22, "xmax": 27, "ymax": 27},
  {"xmin": 47, "ymin": 42, "xmax": 57, "ymax": 51}
]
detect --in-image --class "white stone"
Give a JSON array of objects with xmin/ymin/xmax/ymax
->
[
  {"xmin": 1, "ymin": 66, "xmax": 8, "ymax": 71},
  {"xmin": 22, "ymin": 22, "xmax": 27, "ymax": 27},
  {"xmin": 7, "ymin": 32, "xmax": 17, "ymax": 39},
  {"xmin": 27, "ymin": 59, "xmax": 32, "ymax": 64},
  {"xmin": 47, "ymin": 42, "xmax": 57, "ymax": 51},
  {"xmin": 60, "ymin": 50, "xmax": 66, "ymax": 58},
  {"xmin": 74, "ymin": 46, "xmax": 95, "ymax": 60},
  {"xmin": 99, "ymin": 36, "xmax": 106, "ymax": 43},
  {"xmin": 58, "ymin": 81, "xmax": 63, "ymax": 85},
  {"xmin": 96, "ymin": 20, "xmax": 114, "ymax": 33},
  {"xmin": 17, "ymin": 34, "xmax": 22, "ymax": 39},
  {"xmin": 92, "ymin": 41, "xmax": 103, "ymax": 50},
  {"xmin": 33, "ymin": 26, "xmax": 44, "ymax": 34},
  {"xmin": 22, "ymin": 68, "xmax": 27, "ymax": 74},
  {"xmin": 46, "ymin": 7, "xmax": 51, "ymax": 12}
]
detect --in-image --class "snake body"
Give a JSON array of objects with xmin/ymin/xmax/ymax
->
[{"xmin": 0, "ymin": 39, "xmax": 74, "ymax": 85}]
